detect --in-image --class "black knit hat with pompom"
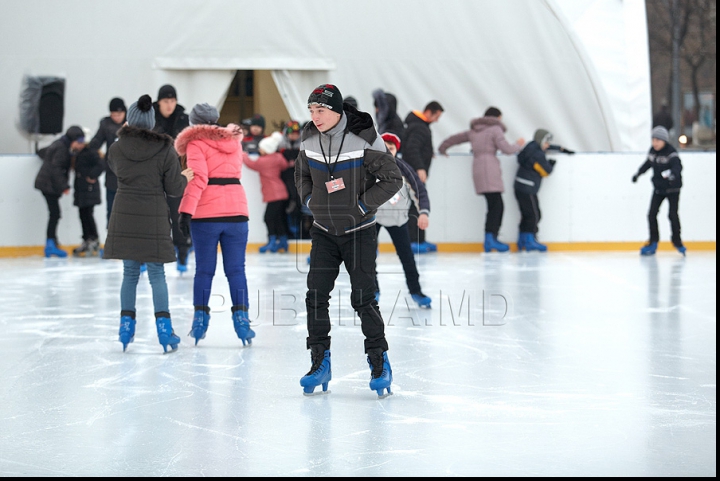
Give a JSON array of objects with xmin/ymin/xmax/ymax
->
[{"xmin": 127, "ymin": 94, "xmax": 155, "ymax": 130}]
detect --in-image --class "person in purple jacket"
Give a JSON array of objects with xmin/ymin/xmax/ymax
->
[{"xmin": 438, "ymin": 107, "xmax": 524, "ymax": 252}]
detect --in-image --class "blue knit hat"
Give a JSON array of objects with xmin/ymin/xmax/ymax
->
[{"xmin": 127, "ymin": 95, "xmax": 155, "ymax": 130}]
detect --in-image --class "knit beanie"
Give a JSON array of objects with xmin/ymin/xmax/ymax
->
[
  {"xmin": 65, "ymin": 125, "xmax": 85, "ymax": 142},
  {"xmin": 308, "ymin": 84, "xmax": 343, "ymax": 113},
  {"xmin": 533, "ymin": 128, "xmax": 553, "ymax": 145},
  {"xmin": 189, "ymin": 103, "xmax": 219, "ymax": 126},
  {"xmin": 250, "ymin": 114, "xmax": 266, "ymax": 129},
  {"xmin": 109, "ymin": 97, "xmax": 126, "ymax": 112},
  {"xmin": 157, "ymin": 84, "xmax": 177, "ymax": 101},
  {"xmin": 381, "ymin": 132, "xmax": 401, "ymax": 152},
  {"xmin": 127, "ymin": 95, "xmax": 156, "ymax": 130},
  {"xmin": 651, "ymin": 126, "xmax": 670, "ymax": 143},
  {"xmin": 284, "ymin": 120, "xmax": 300, "ymax": 136},
  {"xmin": 258, "ymin": 132, "xmax": 284, "ymax": 154}
]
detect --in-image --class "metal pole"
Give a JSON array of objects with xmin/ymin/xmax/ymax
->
[{"xmin": 671, "ymin": 0, "xmax": 682, "ymax": 147}]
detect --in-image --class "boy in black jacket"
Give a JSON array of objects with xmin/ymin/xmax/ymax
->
[
  {"xmin": 72, "ymin": 144, "xmax": 104, "ymax": 256},
  {"xmin": 632, "ymin": 126, "xmax": 685, "ymax": 256},
  {"xmin": 514, "ymin": 129, "xmax": 556, "ymax": 251},
  {"xmin": 295, "ymin": 84, "xmax": 402, "ymax": 398}
]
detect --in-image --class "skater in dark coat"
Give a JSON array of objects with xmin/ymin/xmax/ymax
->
[
  {"xmin": 72, "ymin": 145, "xmax": 104, "ymax": 256},
  {"xmin": 401, "ymin": 101, "xmax": 444, "ymax": 253},
  {"xmin": 632, "ymin": 126, "xmax": 685, "ymax": 256},
  {"xmin": 88, "ymin": 97, "xmax": 126, "ymax": 223},
  {"xmin": 34, "ymin": 125, "xmax": 87, "ymax": 258},
  {"xmin": 514, "ymin": 129, "xmax": 555, "ymax": 252},
  {"xmin": 152, "ymin": 84, "xmax": 192, "ymax": 272},
  {"xmin": 295, "ymin": 84, "xmax": 403, "ymax": 398},
  {"xmin": 103, "ymin": 94, "xmax": 192, "ymax": 354},
  {"xmin": 372, "ymin": 88, "xmax": 405, "ymax": 137},
  {"xmin": 375, "ymin": 133, "xmax": 432, "ymax": 308}
]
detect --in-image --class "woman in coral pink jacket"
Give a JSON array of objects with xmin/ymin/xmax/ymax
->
[
  {"xmin": 244, "ymin": 131, "xmax": 293, "ymax": 253},
  {"xmin": 175, "ymin": 103, "xmax": 255, "ymax": 347}
]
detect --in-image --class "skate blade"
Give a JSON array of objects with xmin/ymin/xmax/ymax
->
[
  {"xmin": 162, "ymin": 345, "xmax": 179, "ymax": 355},
  {"xmin": 303, "ymin": 389, "xmax": 331, "ymax": 397},
  {"xmin": 376, "ymin": 388, "xmax": 393, "ymax": 399}
]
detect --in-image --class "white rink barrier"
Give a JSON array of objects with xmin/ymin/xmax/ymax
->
[{"xmin": 0, "ymin": 152, "xmax": 715, "ymax": 248}]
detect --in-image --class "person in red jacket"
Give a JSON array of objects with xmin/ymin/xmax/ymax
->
[
  {"xmin": 244, "ymin": 132, "xmax": 293, "ymax": 253},
  {"xmin": 175, "ymin": 103, "xmax": 255, "ymax": 347}
]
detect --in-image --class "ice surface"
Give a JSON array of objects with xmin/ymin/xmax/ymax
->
[{"xmin": 0, "ymin": 251, "xmax": 715, "ymax": 476}]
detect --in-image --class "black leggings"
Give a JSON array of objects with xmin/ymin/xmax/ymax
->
[
  {"xmin": 648, "ymin": 191, "xmax": 682, "ymax": 245},
  {"xmin": 78, "ymin": 206, "xmax": 98, "ymax": 240},
  {"xmin": 484, "ymin": 192, "xmax": 504, "ymax": 237},
  {"xmin": 43, "ymin": 193, "xmax": 61, "ymax": 241},
  {"xmin": 265, "ymin": 200, "xmax": 288, "ymax": 237}
]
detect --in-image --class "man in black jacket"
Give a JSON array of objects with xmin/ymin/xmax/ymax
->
[
  {"xmin": 88, "ymin": 97, "xmax": 125, "ymax": 223},
  {"xmin": 295, "ymin": 84, "xmax": 402, "ymax": 399},
  {"xmin": 152, "ymin": 84, "xmax": 191, "ymax": 271},
  {"xmin": 401, "ymin": 101, "xmax": 443, "ymax": 252},
  {"xmin": 34, "ymin": 126, "xmax": 87, "ymax": 257}
]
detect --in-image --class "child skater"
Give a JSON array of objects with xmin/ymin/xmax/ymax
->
[
  {"xmin": 376, "ymin": 133, "xmax": 433, "ymax": 308},
  {"xmin": 103, "ymin": 95, "xmax": 192, "ymax": 353},
  {"xmin": 632, "ymin": 126, "xmax": 685, "ymax": 256},
  {"xmin": 72, "ymin": 138, "xmax": 104, "ymax": 257},
  {"xmin": 244, "ymin": 131, "xmax": 292, "ymax": 253},
  {"xmin": 175, "ymin": 103, "xmax": 256, "ymax": 346}
]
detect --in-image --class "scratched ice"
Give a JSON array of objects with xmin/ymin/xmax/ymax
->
[{"xmin": 0, "ymin": 251, "xmax": 715, "ymax": 476}]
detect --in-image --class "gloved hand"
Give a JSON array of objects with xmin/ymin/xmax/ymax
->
[
  {"xmin": 561, "ymin": 147, "xmax": 575, "ymax": 155},
  {"xmin": 632, "ymin": 174, "xmax": 639, "ymax": 183},
  {"xmin": 548, "ymin": 159, "xmax": 557, "ymax": 167},
  {"xmin": 178, "ymin": 212, "xmax": 192, "ymax": 240}
]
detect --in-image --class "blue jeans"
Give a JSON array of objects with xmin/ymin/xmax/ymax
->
[
  {"xmin": 121, "ymin": 260, "xmax": 169, "ymax": 316},
  {"xmin": 191, "ymin": 221, "xmax": 249, "ymax": 311}
]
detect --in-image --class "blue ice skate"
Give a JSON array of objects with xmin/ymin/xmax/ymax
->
[
  {"xmin": 300, "ymin": 347, "xmax": 331, "ymax": 396},
  {"xmin": 270, "ymin": 235, "xmax": 289, "ymax": 253},
  {"xmin": 44, "ymin": 239, "xmax": 67, "ymax": 258},
  {"xmin": 640, "ymin": 242, "xmax": 657, "ymax": 256},
  {"xmin": 411, "ymin": 293, "xmax": 432, "ymax": 309},
  {"xmin": 484, "ymin": 233, "xmax": 509, "ymax": 253},
  {"xmin": 232, "ymin": 310, "xmax": 256, "ymax": 346},
  {"xmin": 367, "ymin": 348, "xmax": 393, "ymax": 399},
  {"xmin": 259, "ymin": 235, "xmax": 277, "ymax": 253},
  {"xmin": 188, "ymin": 310, "xmax": 210, "ymax": 346},
  {"xmin": 155, "ymin": 316, "xmax": 180, "ymax": 354},
  {"xmin": 676, "ymin": 244, "xmax": 687, "ymax": 256},
  {"xmin": 517, "ymin": 233, "xmax": 526, "ymax": 251},
  {"xmin": 521, "ymin": 233, "xmax": 547, "ymax": 252},
  {"xmin": 118, "ymin": 315, "xmax": 136, "ymax": 352}
]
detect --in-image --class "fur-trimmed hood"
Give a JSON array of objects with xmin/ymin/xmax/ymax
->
[
  {"xmin": 470, "ymin": 116, "xmax": 507, "ymax": 133},
  {"xmin": 174, "ymin": 124, "xmax": 243, "ymax": 156},
  {"xmin": 116, "ymin": 125, "xmax": 174, "ymax": 161}
]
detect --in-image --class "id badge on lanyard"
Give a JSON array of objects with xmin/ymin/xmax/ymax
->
[
  {"xmin": 325, "ymin": 177, "xmax": 346, "ymax": 193},
  {"xmin": 320, "ymin": 128, "xmax": 348, "ymax": 194}
]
